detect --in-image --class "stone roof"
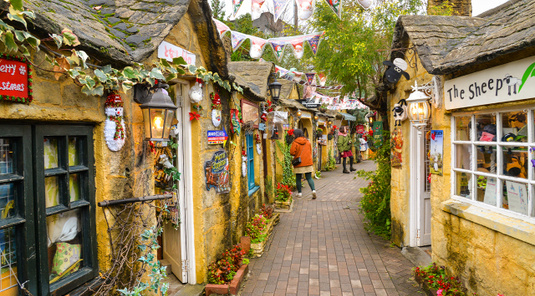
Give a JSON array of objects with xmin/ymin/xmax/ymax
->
[
  {"xmin": 17, "ymin": 0, "xmax": 228, "ymax": 76},
  {"xmin": 392, "ymin": 0, "xmax": 535, "ymax": 75},
  {"xmin": 228, "ymin": 61, "xmax": 273, "ymax": 101},
  {"xmin": 279, "ymin": 98, "xmax": 316, "ymax": 112}
]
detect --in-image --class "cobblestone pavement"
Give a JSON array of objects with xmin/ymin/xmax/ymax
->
[{"xmin": 240, "ymin": 160, "xmax": 424, "ymax": 296}]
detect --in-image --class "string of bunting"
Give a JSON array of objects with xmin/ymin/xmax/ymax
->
[
  {"xmin": 269, "ymin": 62, "xmax": 343, "ymax": 90},
  {"xmin": 214, "ymin": 18, "xmax": 323, "ymax": 61},
  {"xmin": 230, "ymin": 0, "xmax": 373, "ymax": 21}
]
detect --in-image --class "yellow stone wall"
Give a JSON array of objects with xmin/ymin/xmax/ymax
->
[{"xmin": 389, "ymin": 41, "xmax": 535, "ymax": 295}]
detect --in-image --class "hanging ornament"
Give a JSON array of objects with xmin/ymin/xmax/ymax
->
[
  {"xmin": 189, "ymin": 78, "xmax": 203, "ymax": 103},
  {"xmin": 270, "ymin": 41, "xmax": 286, "ymax": 62},
  {"xmin": 241, "ymin": 150, "xmax": 247, "ymax": 177},
  {"xmin": 325, "ymin": 0, "xmax": 342, "ymax": 18},
  {"xmin": 296, "ymin": 0, "xmax": 314, "ymax": 20},
  {"xmin": 189, "ymin": 111, "xmax": 200, "ymax": 121},
  {"xmin": 392, "ymin": 99, "xmax": 408, "ymax": 127},
  {"xmin": 104, "ymin": 91, "xmax": 126, "ymax": 152},
  {"xmin": 210, "ymin": 92, "xmax": 222, "ymax": 127},
  {"xmin": 291, "ymin": 40, "xmax": 305, "ymax": 59},
  {"xmin": 383, "ymin": 58, "xmax": 410, "ymax": 84}
]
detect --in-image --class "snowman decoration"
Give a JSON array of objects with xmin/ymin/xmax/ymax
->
[
  {"xmin": 211, "ymin": 92, "xmax": 222, "ymax": 127},
  {"xmin": 189, "ymin": 78, "xmax": 203, "ymax": 104},
  {"xmin": 241, "ymin": 152, "xmax": 247, "ymax": 177},
  {"xmin": 104, "ymin": 92, "xmax": 126, "ymax": 152}
]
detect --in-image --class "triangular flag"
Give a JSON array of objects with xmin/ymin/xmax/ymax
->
[
  {"xmin": 357, "ymin": 0, "xmax": 372, "ymax": 9},
  {"xmin": 273, "ymin": 0, "xmax": 291, "ymax": 21},
  {"xmin": 296, "ymin": 0, "xmax": 315, "ymax": 20},
  {"xmin": 289, "ymin": 38, "xmax": 305, "ymax": 59},
  {"xmin": 250, "ymin": 36, "xmax": 267, "ymax": 59},
  {"xmin": 213, "ymin": 19, "xmax": 231, "ymax": 37},
  {"xmin": 231, "ymin": 31, "xmax": 248, "ymax": 51},
  {"xmin": 305, "ymin": 73, "xmax": 316, "ymax": 85},
  {"xmin": 252, "ymin": 0, "xmax": 267, "ymax": 19},
  {"xmin": 324, "ymin": 0, "xmax": 341, "ymax": 18},
  {"xmin": 307, "ymin": 34, "xmax": 322, "ymax": 55},
  {"xmin": 318, "ymin": 73, "xmax": 327, "ymax": 86},
  {"xmin": 270, "ymin": 41, "xmax": 286, "ymax": 62},
  {"xmin": 232, "ymin": 0, "xmax": 246, "ymax": 17}
]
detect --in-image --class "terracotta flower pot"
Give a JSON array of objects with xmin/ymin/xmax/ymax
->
[
  {"xmin": 206, "ymin": 264, "xmax": 249, "ymax": 296},
  {"xmin": 240, "ymin": 236, "xmax": 251, "ymax": 254}
]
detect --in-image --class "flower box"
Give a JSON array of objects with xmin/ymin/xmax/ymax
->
[
  {"xmin": 205, "ymin": 263, "xmax": 249, "ymax": 296},
  {"xmin": 414, "ymin": 271, "xmax": 468, "ymax": 296},
  {"xmin": 274, "ymin": 197, "xmax": 293, "ymax": 213},
  {"xmin": 249, "ymin": 213, "xmax": 280, "ymax": 257}
]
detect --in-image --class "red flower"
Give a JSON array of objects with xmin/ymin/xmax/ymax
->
[
  {"xmin": 288, "ymin": 129, "xmax": 294, "ymax": 136},
  {"xmin": 189, "ymin": 112, "xmax": 200, "ymax": 121}
]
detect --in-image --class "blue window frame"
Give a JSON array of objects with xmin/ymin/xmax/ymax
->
[{"xmin": 246, "ymin": 134, "xmax": 255, "ymax": 190}]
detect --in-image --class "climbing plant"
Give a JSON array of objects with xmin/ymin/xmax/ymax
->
[
  {"xmin": 0, "ymin": 0, "xmax": 243, "ymax": 98},
  {"xmin": 275, "ymin": 134, "xmax": 296, "ymax": 189}
]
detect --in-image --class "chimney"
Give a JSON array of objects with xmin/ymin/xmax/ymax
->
[{"xmin": 427, "ymin": 0, "xmax": 472, "ymax": 16}]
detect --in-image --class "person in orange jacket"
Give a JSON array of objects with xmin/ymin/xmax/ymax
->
[{"xmin": 290, "ymin": 129, "xmax": 317, "ymax": 199}]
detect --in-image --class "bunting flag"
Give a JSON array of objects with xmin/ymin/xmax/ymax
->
[
  {"xmin": 275, "ymin": 65, "xmax": 289, "ymax": 78},
  {"xmin": 213, "ymin": 19, "xmax": 231, "ymax": 36},
  {"xmin": 307, "ymin": 34, "xmax": 322, "ymax": 55},
  {"xmin": 305, "ymin": 73, "xmax": 316, "ymax": 85},
  {"xmin": 290, "ymin": 39, "xmax": 305, "ymax": 59},
  {"xmin": 303, "ymin": 84, "xmax": 316, "ymax": 99},
  {"xmin": 270, "ymin": 41, "xmax": 286, "ymax": 62},
  {"xmin": 318, "ymin": 73, "xmax": 327, "ymax": 86},
  {"xmin": 231, "ymin": 31, "xmax": 248, "ymax": 51},
  {"xmin": 357, "ymin": 0, "xmax": 372, "ymax": 9},
  {"xmin": 232, "ymin": 0, "xmax": 246, "ymax": 17},
  {"xmin": 250, "ymin": 36, "xmax": 268, "ymax": 59},
  {"xmin": 273, "ymin": 64, "xmax": 343, "ymax": 89},
  {"xmin": 251, "ymin": 0, "xmax": 267, "ymax": 19},
  {"xmin": 296, "ymin": 0, "xmax": 315, "ymax": 20},
  {"xmin": 324, "ymin": 0, "xmax": 342, "ymax": 18},
  {"xmin": 273, "ymin": 0, "xmax": 291, "ymax": 21}
]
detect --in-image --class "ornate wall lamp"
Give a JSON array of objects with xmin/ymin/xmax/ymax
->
[
  {"xmin": 406, "ymin": 81, "xmax": 431, "ymax": 130},
  {"xmin": 134, "ymin": 81, "xmax": 178, "ymax": 142}
]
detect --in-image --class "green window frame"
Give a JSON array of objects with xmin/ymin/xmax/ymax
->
[{"xmin": 0, "ymin": 124, "xmax": 97, "ymax": 296}]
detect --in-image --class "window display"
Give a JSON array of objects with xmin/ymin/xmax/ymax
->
[{"xmin": 453, "ymin": 110, "xmax": 535, "ymax": 217}]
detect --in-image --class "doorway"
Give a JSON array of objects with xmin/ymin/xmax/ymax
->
[
  {"xmin": 410, "ymin": 124, "xmax": 432, "ymax": 246},
  {"xmin": 162, "ymin": 81, "xmax": 196, "ymax": 283}
]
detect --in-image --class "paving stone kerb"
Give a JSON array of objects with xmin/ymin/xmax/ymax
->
[{"xmin": 240, "ymin": 160, "xmax": 424, "ymax": 296}]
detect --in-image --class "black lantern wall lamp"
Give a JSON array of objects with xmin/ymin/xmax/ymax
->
[
  {"xmin": 268, "ymin": 74, "xmax": 282, "ymax": 104},
  {"xmin": 134, "ymin": 81, "xmax": 178, "ymax": 142}
]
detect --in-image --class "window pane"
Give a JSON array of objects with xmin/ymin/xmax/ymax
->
[
  {"xmin": 455, "ymin": 172, "xmax": 472, "ymax": 198},
  {"xmin": 69, "ymin": 174, "xmax": 80, "ymax": 202},
  {"xmin": 476, "ymin": 114, "xmax": 496, "ymax": 142},
  {"xmin": 501, "ymin": 111, "xmax": 527, "ymax": 142},
  {"xmin": 503, "ymin": 148, "xmax": 528, "ymax": 179},
  {"xmin": 477, "ymin": 145, "xmax": 497, "ymax": 173},
  {"xmin": 0, "ymin": 227, "xmax": 18, "ymax": 294},
  {"xmin": 0, "ymin": 139, "xmax": 14, "ymax": 174},
  {"xmin": 503, "ymin": 181, "xmax": 529, "ymax": 215},
  {"xmin": 47, "ymin": 210, "xmax": 82, "ymax": 284},
  {"xmin": 454, "ymin": 144, "xmax": 472, "ymax": 169},
  {"xmin": 476, "ymin": 175, "xmax": 497, "ymax": 206},
  {"xmin": 0, "ymin": 184, "xmax": 15, "ymax": 220},
  {"xmin": 68, "ymin": 137, "xmax": 80, "ymax": 166},
  {"xmin": 44, "ymin": 138, "xmax": 59, "ymax": 169},
  {"xmin": 45, "ymin": 176, "xmax": 60, "ymax": 208},
  {"xmin": 455, "ymin": 116, "xmax": 471, "ymax": 141}
]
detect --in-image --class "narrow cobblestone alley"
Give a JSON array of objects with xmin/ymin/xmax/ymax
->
[{"xmin": 240, "ymin": 160, "xmax": 424, "ymax": 296}]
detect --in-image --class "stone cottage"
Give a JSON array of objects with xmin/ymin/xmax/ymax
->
[
  {"xmin": 0, "ymin": 0, "xmax": 259, "ymax": 294},
  {"xmin": 386, "ymin": 0, "xmax": 535, "ymax": 294}
]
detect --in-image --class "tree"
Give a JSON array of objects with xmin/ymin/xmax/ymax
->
[
  {"xmin": 211, "ymin": 0, "xmax": 226, "ymax": 20},
  {"xmin": 308, "ymin": 0, "xmax": 423, "ymax": 115}
]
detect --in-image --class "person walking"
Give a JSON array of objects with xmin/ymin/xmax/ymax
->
[
  {"xmin": 290, "ymin": 129, "xmax": 317, "ymax": 199},
  {"xmin": 337, "ymin": 126, "xmax": 356, "ymax": 174}
]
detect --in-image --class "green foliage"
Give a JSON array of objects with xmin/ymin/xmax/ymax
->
[
  {"xmin": 275, "ymin": 137, "xmax": 296, "ymax": 189},
  {"xmin": 265, "ymin": 177, "xmax": 274, "ymax": 201},
  {"xmin": 210, "ymin": 0, "xmax": 226, "ymax": 20},
  {"xmin": 117, "ymin": 227, "xmax": 169, "ymax": 296},
  {"xmin": 413, "ymin": 263, "xmax": 467, "ymax": 295},
  {"xmin": 245, "ymin": 214, "xmax": 268, "ymax": 243},
  {"xmin": 207, "ymin": 245, "xmax": 246, "ymax": 284},
  {"xmin": 308, "ymin": 0, "xmax": 423, "ymax": 98},
  {"xmin": 428, "ymin": 0, "xmax": 455, "ymax": 16},
  {"xmin": 324, "ymin": 148, "xmax": 337, "ymax": 171},
  {"xmin": 356, "ymin": 131, "xmax": 391, "ymax": 239}
]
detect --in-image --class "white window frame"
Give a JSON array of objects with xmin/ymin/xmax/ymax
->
[{"xmin": 451, "ymin": 105, "xmax": 535, "ymax": 223}]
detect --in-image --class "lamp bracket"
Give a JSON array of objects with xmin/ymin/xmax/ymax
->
[
  {"xmin": 411, "ymin": 77, "xmax": 442, "ymax": 108},
  {"xmin": 133, "ymin": 82, "xmax": 170, "ymax": 104}
]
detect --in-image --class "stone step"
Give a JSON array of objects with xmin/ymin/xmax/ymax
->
[
  {"xmin": 160, "ymin": 259, "xmax": 172, "ymax": 274},
  {"xmin": 172, "ymin": 284, "xmax": 205, "ymax": 296}
]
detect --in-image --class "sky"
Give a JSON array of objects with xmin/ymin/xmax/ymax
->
[{"xmin": 221, "ymin": 0, "xmax": 512, "ymax": 21}]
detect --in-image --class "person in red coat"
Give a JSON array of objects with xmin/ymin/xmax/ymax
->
[{"xmin": 290, "ymin": 129, "xmax": 316, "ymax": 199}]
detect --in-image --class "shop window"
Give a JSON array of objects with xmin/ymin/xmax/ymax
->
[
  {"xmin": 453, "ymin": 110, "xmax": 534, "ymax": 216},
  {"xmin": 0, "ymin": 125, "xmax": 97, "ymax": 296}
]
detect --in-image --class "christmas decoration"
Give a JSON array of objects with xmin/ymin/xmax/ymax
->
[
  {"xmin": 392, "ymin": 99, "xmax": 408, "ymax": 126},
  {"xmin": 104, "ymin": 92, "xmax": 126, "ymax": 152},
  {"xmin": 0, "ymin": 54, "xmax": 33, "ymax": 103},
  {"xmin": 241, "ymin": 150, "xmax": 247, "ymax": 177},
  {"xmin": 189, "ymin": 78, "xmax": 203, "ymax": 103},
  {"xmin": 210, "ymin": 92, "xmax": 222, "ymax": 127},
  {"xmin": 230, "ymin": 109, "xmax": 241, "ymax": 135},
  {"xmin": 189, "ymin": 111, "xmax": 200, "ymax": 121}
]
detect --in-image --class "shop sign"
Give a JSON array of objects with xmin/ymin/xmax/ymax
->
[
  {"xmin": 207, "ymin": 130, "xmax": 228, "ymax": 145},
  {"xmin": 204, "ymin": 150, "xmax": 230, "ymax": 194},
  {"xmin": 444, "ymin": 56, "xmax": 535, "ymax": 110},
  {"xmin": 355, "ymin": 124, "xmax": 366, "ymax": 135},
  {"xmin": 158, "ymin": 41, "xmax": 196, "ymax": 65},
  {"xmin": 372, "ymin": 121, "xmax": 383, "ymax": 148},
  {"xmin": 0, "ymin": 55, "xmax": 32, "ymax": 103}
]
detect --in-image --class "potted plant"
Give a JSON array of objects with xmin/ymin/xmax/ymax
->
[
  {"xmin": 206, "ymin": 245, "xmax": 250, "ymax": 296},
  {"xmin": 318, "ymin": 105, "xmax": 328, "ymax": 113},
  {"xmin": 413, "ymin": 263, "xmax": 468, "ymax": 296},
  {"xmin": 274, "ymin": 183, "xmax": 292, "ymax": 210},
  {"xmin": 246, "ymin": 210, "xmax": 279, "ymax": 257}
]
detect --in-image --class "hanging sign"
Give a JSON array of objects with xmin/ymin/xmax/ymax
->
[
  {"xmin": 0, "ymin": 55, "xmax": 33, "ymax": 103},
  {"xmin": 429, "ymin": 130, "xmax": 444, "ymax": 176},
  {"xmin": 355, "ymin": 124, "xmax": 366, "ymax": 135},
  {"xmin": 207, "ymin": 130, "xmax": 228, "ymax": 145},
  {"xmin": 372, "ymin": 121, "xmax": 383, "ymax": 148},
  {"xmin": 391, "ymin": 127, "xmax": 403, "ymax": 167},
  {"xmin": 444, "ymin": 56, "xmax": 535, "ymax": 110},
  {"xmin": 158, "ymin": 41, "xmax": 196, "ymax": 65},
  {"xmin": 204, "ymin": 150, "xmax": 231, "ymax": 194}
]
